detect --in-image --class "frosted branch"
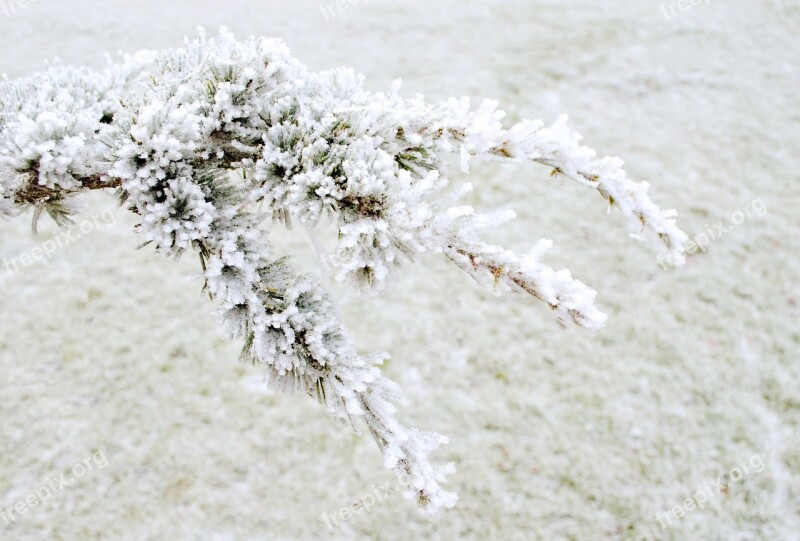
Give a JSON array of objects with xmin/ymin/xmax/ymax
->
[{"xmin": 0, "ymin": 28, "xmax": 689, "ymax": 514}]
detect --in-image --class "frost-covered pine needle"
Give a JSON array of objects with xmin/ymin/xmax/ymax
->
[{"xmin": 0, "ymin": 28, "xmax": 688, "ymax": 514}]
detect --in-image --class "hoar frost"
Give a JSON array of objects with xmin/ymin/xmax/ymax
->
[{"xmin": 0, "ymin": 29, "xmax": 688, "ymax": 514}]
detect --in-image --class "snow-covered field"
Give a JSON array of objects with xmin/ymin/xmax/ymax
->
[{"xmin": 1, "ymin": 1, "xmax": 798, "ymax": 539}]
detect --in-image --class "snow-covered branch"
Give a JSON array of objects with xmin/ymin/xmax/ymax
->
[{"xmin": 0, "ymin": 29, "xmax": 687, "ymax": 514}]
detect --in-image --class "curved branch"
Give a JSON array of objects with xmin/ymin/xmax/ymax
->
[{"xmin": 0, "ymin": 28, "xmax": 689, "ymax": 514}]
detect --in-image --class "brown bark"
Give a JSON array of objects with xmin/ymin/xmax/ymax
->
[{"xmin": 13, "ymin": 173, "xmax": 122, "ymax": 205}]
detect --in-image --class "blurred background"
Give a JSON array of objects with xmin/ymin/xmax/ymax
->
[{"xmin": 0, "ymin": 1, "xmax": 798, "ymax": 539}]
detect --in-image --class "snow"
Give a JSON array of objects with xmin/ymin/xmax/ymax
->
[{"xmin": 1, "ymin": 1, "xmax": 798, "ymax": 540}]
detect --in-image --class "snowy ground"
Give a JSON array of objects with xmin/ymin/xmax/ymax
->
[{"xmin": 0, "ymin": 1, "xmax": 798, "ymax": 540}]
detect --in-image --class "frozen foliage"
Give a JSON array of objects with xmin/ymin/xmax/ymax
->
[
  {"xmin": 0, "ymin": 29, "xmax": 688, "ymax": 514},
  {"xmin": 0, "ymin": 50, "xmax": 156, "ymax": 227}
]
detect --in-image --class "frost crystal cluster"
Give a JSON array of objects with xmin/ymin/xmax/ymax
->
[{"xmin": 0, "ymin": 30, "xmax": 688, "ymax": 514}]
